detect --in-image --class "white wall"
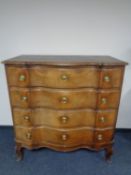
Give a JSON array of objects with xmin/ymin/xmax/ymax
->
[{"xmin": 0, "ymin": 0, "xmax": 131, "ymax": 127}]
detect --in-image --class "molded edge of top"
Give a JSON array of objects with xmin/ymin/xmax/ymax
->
[{"xmin": 2, "ymin": 55, "xmax": 128, "ymax": 66}]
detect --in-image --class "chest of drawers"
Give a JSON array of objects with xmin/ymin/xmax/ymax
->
[{"xmin": 3, "ymin": 55, "xmax": 127, "ymax": 161}]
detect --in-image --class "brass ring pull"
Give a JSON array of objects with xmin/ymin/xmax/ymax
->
[
  {"xmin": 21, "ymin": 96, "xmax": 28, "ymax": 101},
  {"xmin": 19, "ymin": 74, "xmax": 26, "ymax": 81},
  {"xmin": 101, "ymin": 98, "xmax": 107, "ymax": 104},
  {"xmin": 60, "ymin": 116, "xmax": 69, "ymax": 124},
  {"xmin": 99, "ymin": 116, "xmax": 105, "ymax": 123},
  {"xmin": 60, "ymin": 74, "xmax": 69, "ymax": 81},
  {"xmin": 97, "ymin": 134, "xmax": 103, "ymax": 141},
  {"xmin": 61, "ymin": 134, "xmax": 68, "ymax": 141},
  {"xmin": 26, "ymin": 132, "xmax": 32, "ymax": 140},
  {"xmin": 60, "ymin": 96, "xmax": 68, "ymax": 104},
  {"xmin": 104, "ymin": 75, "xmax": 110, "ymax": 82},
  {"xmin": 24, "ymin": 116, "xmax": 30, "ymax": 121}
]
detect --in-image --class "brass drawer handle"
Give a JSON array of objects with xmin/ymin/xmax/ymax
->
[
  {"xmin": 60, "ymin": 116, "xmax": 69, "ymax": 124},
  {"xmin": 60, "ymin": 96, "xmax": 68, "ymax": 104},
  {"xmin": 26, "ymin": 132, "xmax": 32, "ymax": 140},
  {"xmin": 104, "ymin": 75, "xmax": 110, "ymax": 82},
  {"xmin": 21, "ymin": 96, "xmax": 28, "ymax": 101},
  {"xmin": 24, "ymin": 116, "xmax": 30, "ymax": 121},
  {"xmin": 61, "ymin": 134, "xmax": 68, "ymax": 141},
  {"xmin": 60, "ymin": 74, "xmax": 69, "ymax": 80},
  {"xmin": 19, "ymin": 74, "xmax": 26, "ymax": 81},
  {"xmin": 101, "ymin": 98, "xmax": 107, "ymax": 104},
  {"xmin": 99, "ymin": 116, "xmax": 105, "ymax": 123},
  {"xmin": 97, "ymin": 134, "xmax": 103, "ymax": 141}
]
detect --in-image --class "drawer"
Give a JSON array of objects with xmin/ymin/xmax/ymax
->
[
  {"xmin": 6, "ymin": 66, "xmax": 123, "ymax": 89},
  {"xmin": 15, "ymin": 127, "xmax": 94, "ymax": 146},
  {"xmin": 10, "ymin": 88, "xmax": 120, "ymax": 109},
  {"xmin": 13, "ymin": 108, "xmax": 117, "ymax": 128},
  {"xmin": 99, "ymin": 67, "xmax": 124, "ymax": 89},
  {"xmin": 10, "ymin": 87, "xmax": 97, "ymax": 109},
  {"xmin": 6, "ymin": 66, "xmax": 99, "ymax": 88},
  {"xmin": 13, "ymin": 108, "xmax": 96, "ymax": 128}
]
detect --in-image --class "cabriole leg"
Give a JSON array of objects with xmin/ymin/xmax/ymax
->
[
  {"xmin": 16, "ymin": 143, "xmax": 23, "ymax": 161},
  {"xmin": 105, "ymin": 145, "xmax": 113, "ymax": 162}
]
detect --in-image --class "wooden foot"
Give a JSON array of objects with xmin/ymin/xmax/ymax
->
[
  {"xmin": 105, "ymin": 145, "xmax": 113, "ymax": 162},
  {"xmin": 16, "ymin": 143, "xmax": 23, "ymax": 161}
]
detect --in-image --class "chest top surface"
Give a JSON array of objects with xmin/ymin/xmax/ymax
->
[{"xmin": 2, "ymin": 55, "xmax": 127, "ymax": 66}]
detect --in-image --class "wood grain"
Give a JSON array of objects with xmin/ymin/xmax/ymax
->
[
  {"xmin": 3, "ymin": 55, "xmax": 128, "ymax": 66},
  {"xmin": 13, "ymin": 108, "xmax": 117, "ymax": 129},
  {"xmin": 10, "ymin": 87, "xmax": 120, "ymax": 109},
  {"xmin": 10, "ymin": 87, "xmax": 97, "ymax": 109},
  {"xmin": 15, "ymin": 127, "xmax": 114, "ymax": 148},
  {"xmin": 7, "ymin": 66, "xmax": 123, "ymax": 89}
]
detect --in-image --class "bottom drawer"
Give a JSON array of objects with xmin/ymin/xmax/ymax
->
[
  {"xmin": 15, "ymin": 127, "xmax": 114, "ymax": 148},
  {"xmin": 15, "ymin": 127, "xmax": 94, "ymax": 147}
]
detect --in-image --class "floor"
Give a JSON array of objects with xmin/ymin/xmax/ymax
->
[{"xmin": 0, "ymin": 127, "xmax": 131, "ymax": 175}]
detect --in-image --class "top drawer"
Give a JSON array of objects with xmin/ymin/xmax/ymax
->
[{"xmin": 6, "ymin": 66, "xmax": 123, "ymax": 88}]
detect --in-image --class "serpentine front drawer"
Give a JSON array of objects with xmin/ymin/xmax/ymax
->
[
  {"xmin": 7, "ymin": 66, "xmax": 123, "ymax": 89},
  {"xmin": 13, "ymin": 108, "xmax": 117, "ymax": 128}
]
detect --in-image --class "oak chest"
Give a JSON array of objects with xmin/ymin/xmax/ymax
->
[{"xmin": 3, "ymin": 55, "xmax": 127, "ymax": 161}]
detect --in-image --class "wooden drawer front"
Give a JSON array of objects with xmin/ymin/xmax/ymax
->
[
  {"xmin": 29, "ymin": 66, "xmax": 99, "ymax": 88},
  {"xmin": 100, "ymin": 67, "xmax": 124, "ymax": 88},
  {"xmin": 10, "ymin": 88, "xmax": 97, "ymax": 109},
  {"xmin": 6, "ymin": 66, "xmax": 29, "ymax": 87},
  {"xmin": 95, "ymin": 110, "xmax": 117, "ymax": 128},
  {"xmin": 10, "ymin": 88, "xmax": 120, "ymax": 110},
  {"xmin": 98, "ymin": 90, "xmax": 120, "ymax": 109},
  {"xmin": 15, "ymin": 127, "xmax": 94, "ymax": 146},
  {"xmin": 6, "ymin": 66, "xmax": 99, "ymax": 88},
  {"xmin": 95, "ymin": 130, "xmax": 114, "ymax": 143},
  {"xmin": 13, "ymin": 108, "xmax": 96, "ymax": 128},
  {"xmin": 7, "ymin": 66, "xmax": 124, "ymax": 89},
  {"xmin": 13, "ymin": 108, "xmax": 117, "ymax": 128}
]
